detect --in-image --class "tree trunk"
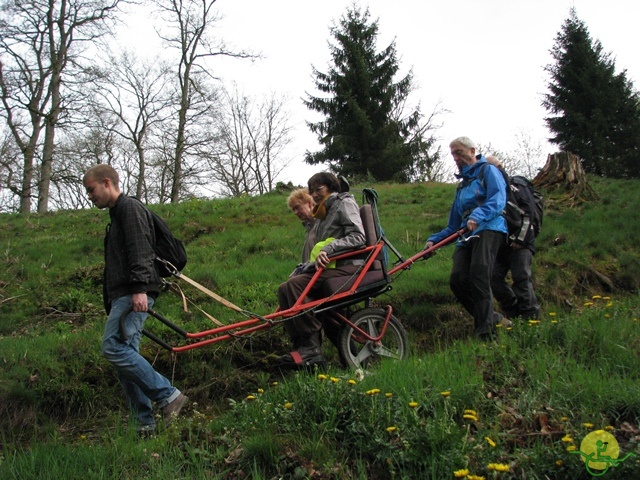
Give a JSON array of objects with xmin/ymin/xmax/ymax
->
[{"xmin": 533, "ymin": 151, "xmax": 599, "ymax": 206}]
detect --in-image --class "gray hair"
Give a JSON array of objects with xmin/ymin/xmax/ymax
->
[{"xmin": 449, "ymin": 136, "xmax": 476, "ymax": 150}]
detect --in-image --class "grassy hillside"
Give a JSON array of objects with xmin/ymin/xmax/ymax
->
[{"xmin": 1, "ymin": 176, "xmax": 639, "ymax": 479}]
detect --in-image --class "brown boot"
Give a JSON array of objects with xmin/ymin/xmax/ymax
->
[{"xmin": 163, "ymin": 393, "xmax": 188, "ymax": 424}]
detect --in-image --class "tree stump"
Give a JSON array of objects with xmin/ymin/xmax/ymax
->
[{"xmin": 533, "ymin": 151, "xmax": 599, "ymax": 207}]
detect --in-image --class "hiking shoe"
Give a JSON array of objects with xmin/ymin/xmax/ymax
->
[
  {"xmin": 163, "ymin": 393, "xmax": 188, "ymax": 424},
  {"xmin": 274, "ymin": 346, "xmax": 326, "ymax": 371},
  {"xmin": 498, "ymin": 317, "xmax": 513, "ymax": 328}
]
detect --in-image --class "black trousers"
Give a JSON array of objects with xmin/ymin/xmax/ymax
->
[
  {"xmin": 491, "ymin": 244, "xmax": 539, "ymax": 319},
  {"xmin": 449, "ymin": 230, "xmax": 505, "ymax": 338},
  {"xmin": 277, "ymin": 264, "xmax": 361, "ymax": 342}
]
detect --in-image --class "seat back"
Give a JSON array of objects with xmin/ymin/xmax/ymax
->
[
  {"xmin": 360, "ymin": 204, "xmax": 378, "ymax": 247},
  {"xmin": 359, "ymin": 204, "xmax": 386, "ymax": 271}
]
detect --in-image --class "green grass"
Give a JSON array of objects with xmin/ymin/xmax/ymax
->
[
  {"xmin": 2, "ymin": 301, "xmax": 638, "ymax": 478},
  {"xmin": 1, "ymin": 177, "xmax": 639, "ymax": 478}
]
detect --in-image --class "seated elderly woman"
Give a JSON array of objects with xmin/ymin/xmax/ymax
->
[{"xmin": 277, "ymin": 172, "xmax": 365, "ymax": 368}]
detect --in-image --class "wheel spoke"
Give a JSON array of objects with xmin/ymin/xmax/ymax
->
[
  {"xmin": 376, "ymin": 343, "xmax": 401, "ymax": 359},
  {"xmin": 353, "ymin": 344, "xmax": 374, "ymax": 364},
  {"xmin": 365, "ymin": 318, "xmax": 379, "ymax": 338}
]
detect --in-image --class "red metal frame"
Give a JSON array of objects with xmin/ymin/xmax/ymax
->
[{"xmin": 144, "ymin": 228, "xmax": 466, "ymax": 352}]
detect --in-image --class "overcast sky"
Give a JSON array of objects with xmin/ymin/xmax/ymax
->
[{"xmin": 122, "ymin": 0, "xmax": 640, "ymax": 185}]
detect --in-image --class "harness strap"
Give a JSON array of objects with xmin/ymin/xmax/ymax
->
[{"xmin": 177, "ymin": 272, "xmax": 244, "ymax": 313}]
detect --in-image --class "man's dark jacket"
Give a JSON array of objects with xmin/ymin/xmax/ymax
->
[{"xmin": 103, "ymin": 194, "xmax": 161, "ymax": 312}]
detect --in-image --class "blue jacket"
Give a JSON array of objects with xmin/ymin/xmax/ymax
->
[{"xmin": 428, "ymin": 157, "xmax": 507, "ymax": 246}]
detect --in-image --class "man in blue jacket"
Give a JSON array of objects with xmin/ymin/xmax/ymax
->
[{"xmin": 424, "ymin": 137, "xmax": 507, "ymax": 341}]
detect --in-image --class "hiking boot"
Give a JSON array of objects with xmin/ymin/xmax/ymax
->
[
  {"xmin": 163, "ymin": 393, "xmax": 188, "ymax": 424},
  {"xmin": 275, "ymin": 345, "xmax": 326, "ymax": 370},
  {"xmin": 498, "ymin": 317, "xmax": 513, "ymax": 328},
  {"xmin": 275, "ymin": 332, "xmax": 326, "ymax": 371}
]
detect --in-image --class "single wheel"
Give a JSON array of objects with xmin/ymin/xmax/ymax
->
[{"xmin": 338, "ymin": 307, "xmax": 409, "ymax": 369}]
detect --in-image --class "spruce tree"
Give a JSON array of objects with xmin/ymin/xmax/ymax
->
[
  {"xmin": 304, "ymin": 6, "xmax": 437, "ymax": 182},
  {"xmin": 542, "ymin": 8, "xmax": 640, "ymax": 178}
]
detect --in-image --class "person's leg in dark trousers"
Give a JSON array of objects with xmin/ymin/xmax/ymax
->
[
  {"xmin": 509, "ymin": 247, "xmax": 539, "ymax": 319},
  {"xmin": 277, "ymin": 265, "xmax": 361, "ymax": 356},
  {"xmin": 491, "ymin": 242, "xmax": 520, "ymax": 319},
  {"xmin": 278, "ymin": 272, "xmax": 322, "ymax": 345},
  {"xmin": 450, "ymin": 245, "xmax": 475, "ymax": 317},
  {"xmin": 450, "ymin": 231, "xmax": 504, "ymax": 339}
]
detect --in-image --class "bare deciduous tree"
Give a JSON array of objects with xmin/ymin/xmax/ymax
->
[
  {"xmin": 0, "ymin": 128, "xmax": 21, "ymax": 212},
  {"xmin": 152, "ymin": 0, "xmax": 255, "ymax": 202},
  {"xmin": 88, "ymin": 51, "xmax": 173, "ymax": 198},
  {"xmin": 203, "ymin": 87, "xmax": 292, "ymax": 197},
  {"xmin": 0, "ymin": 0, "xmax": 121, "ymax": 213},
  {"xmin": 513, "ymin": 129, "xmax": 546, "ymax": 179}
]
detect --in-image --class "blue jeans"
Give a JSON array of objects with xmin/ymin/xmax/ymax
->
[{"xmin": 102, "ymin": 295, "xmax": 180, "ymax": 427}]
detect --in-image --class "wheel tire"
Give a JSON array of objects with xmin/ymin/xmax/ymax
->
[{"xmin": 338, "ymin": 307, "xmax": 409, "ymax": 369}]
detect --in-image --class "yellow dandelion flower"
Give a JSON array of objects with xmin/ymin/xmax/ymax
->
[
  {"xmin": 385, "ymin": 392, "xmax": 393, "ymax": 398},
  {"xmin": 283, "ymin": 402, "xmax": 293, "ymax": 409},
  {"xmin": 366, "ymin": 388, "xmax": 381, "ymax": 396},
  {"xmin": 463, "ymin": 414, "xmax": 478, "ymax": 422},
  {"xmin": 566, "ymin": 445, "xmax": 577, "ymax": 451},
  {"xmin": 330, "ymin": 376, "xmax": 340, "ymax": 383},
  {"xmin": 528, "ymin": 320, "xmax": 540, "ymax": 325},
  {"xmin": 409, "ymin": 401, "xmax": 419, "ymax": 408},
  {"xmin": 317, "ymin": 374, "xmax": 328, "ymax": 380},
  {"xmin": 246, "ymin": 395, "xmax": 255, "ymax": 401},
  {"xmin": 485, "ymin": 436, "xmax": 497, "ymax": 447},
  {"xmin": 272, "ymin": 381, "xmax": 279, "ymax": 386},
  {"xmin": 584, "ymin": 302, "xmax": 594, "ymax": 307},
  {"xmin": 548, "ymin": 312, "xmax": 556, "ymax": 317},
  {"xmin": 386, "ymin": 426, "xmax": 398, "ymax": 432},
  {"xmin": 551, "ymin": 320, "xmax": 558, "ymax": 324},
  {"xmin": 605, "ymin": 425, "xmax": 615, "ymax": 431},
  {"xmin": 604, "ymin": 313, "xmax": 611, "ymax": 318},
  {"xmin": 487, "ymin": 463, "xmax": 509, "ymax": 472},
  {"xmin": 583, "ymin": 422, "xmax": 594, "ymax": 429},
  {"xmin": 257, "ymin": 388, "xmax": 264, "ymax": 394},
  {"xmin": 80, "ymin": 434, "xmax": 87, "ymax": 441},
  {"xmin": 464, "ymin": 409, "xmax": 477, "ymax": 416},
  {"xmin": 453, "ymin": 468, "xmax": 469, "ymax": 478},
  {"xmin": 555, "ymin": 460, "xmax": 563, "ymax": 466},
  {"xmin": 348, "ymin": 379, "xmax": 357, "ymax": 385},
  {"xmin": 440, "ymin": 391, "xmax": 451, "ymax": 397},
  {"xmin": 603, "ymin": 296, "xmax": 610, "ymax": 300},
  {"xmin": 592, "ymin": 295, "xmax": 602, "ymax": 299},
  {"xmin": 467, "ymin": 475, "xmax": 486, "ymax": 480},
  {"xmin": 561, "ymin": 416, "xmax": 568, "ymax": 422},
  {"xmin": 561, "ymin": 435, "xmax": 573, "ymax": 443}
]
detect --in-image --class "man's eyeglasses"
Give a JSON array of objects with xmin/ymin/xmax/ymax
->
[{"xmin": 310, "ymin": 185, "xmax": 326, "ymax": 194}]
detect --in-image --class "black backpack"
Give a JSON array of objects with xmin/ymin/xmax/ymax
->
[
  {"xmin": 148, "ymin": 208, "xmax": 187, "ymax": 276},
  {"xmin": 132, "ymin": 198, "xmax": 187, "ymax": 277},
  {"xmin": 508, "ymin": 175, "xmax": 544, "ymax": 238},
  {"xmin": 478, "ymin": 164, "xmax": 544, "ymax": 243}
]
